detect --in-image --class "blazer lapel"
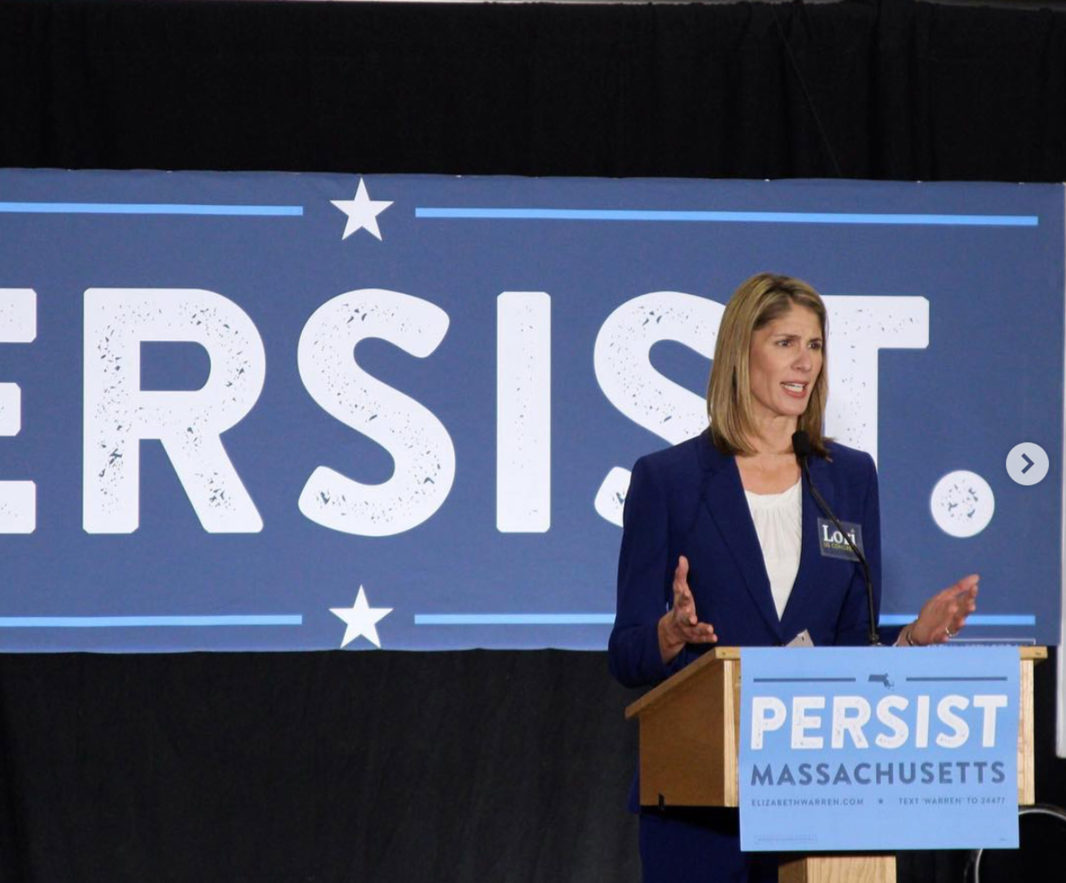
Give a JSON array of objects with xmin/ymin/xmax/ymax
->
[{"xmin": 696, "ymin": 435, "xmax": 784, "ymax": 641}]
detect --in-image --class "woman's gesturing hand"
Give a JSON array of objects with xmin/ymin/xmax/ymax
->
[
  {"xmin": 903, "ymin": 573, "xmax": 979, "ymax": 646},
  {"xmin": 658, "ymin": 555, "xmax": 718, "ymax": 663}
]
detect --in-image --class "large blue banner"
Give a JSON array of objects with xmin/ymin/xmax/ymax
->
[{"xmin": 0, "ymin": 171, "xmax": 1061, "ymax": 651}]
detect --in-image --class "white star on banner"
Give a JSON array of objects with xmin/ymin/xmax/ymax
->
[
  {"xmin": 330, "ymin": 178, "xmax": 393, "ymax": 241},
  {"xmin": 330, "ymin": 586, "xmax": 393, "ymax": 649}
]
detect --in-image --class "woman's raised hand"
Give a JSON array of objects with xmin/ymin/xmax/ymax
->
[
  {"xmin": 658, "ymin": 555, "xmax": 718, "ymax": 663},
  {"xmin": 903, "ymin": 573, "xmax": 979, "ymax": 646}
]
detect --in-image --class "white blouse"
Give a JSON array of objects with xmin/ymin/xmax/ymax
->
[{"xmin": 744, "ymin": 479, "xmax": 802, "ymax": 620}]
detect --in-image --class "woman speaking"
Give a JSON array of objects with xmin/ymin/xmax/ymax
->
[{"xmin": 608, "ymin": 273, "xmax": 978, "ymax": 882}]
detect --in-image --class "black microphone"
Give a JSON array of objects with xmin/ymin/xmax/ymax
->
[
  {"xmin": 791, "ymin": 430, "xmax": 813, "ymax": 460},
  {"xmin": 792, "ymin": 431, "xmax": 880, "ymax": 646}
]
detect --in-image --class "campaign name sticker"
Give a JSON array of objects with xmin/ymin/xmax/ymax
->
[
  {"xmin": 739, "ymin": 646, "xmax": 1018, "ymax": 851},
  {"xmin": 817, "ymin": 518, "xmax": 864, "ymax": 561}
]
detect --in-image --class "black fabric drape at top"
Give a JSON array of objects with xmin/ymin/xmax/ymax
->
[
  {"xmin": 0, "ymin": 1, "xmax": 1064, "ymax": 880},
  {"xmin": 3, "ymin": 0, "xmax": 1066, "ymax": 182}
]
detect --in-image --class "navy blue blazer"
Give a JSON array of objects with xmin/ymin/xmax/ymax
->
[{"xmin": 608, "ymin": 431, "xmax": 882, "ymax": 688}]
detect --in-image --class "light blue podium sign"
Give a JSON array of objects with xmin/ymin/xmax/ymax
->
[{"xmin": 739, "ymin": 646, "xmax": 1018, "ymax": 851}]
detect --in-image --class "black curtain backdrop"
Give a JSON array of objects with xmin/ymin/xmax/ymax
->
[{"xmin": 0, "ymin": 1, "xmax": 1065, "ymax": 880}]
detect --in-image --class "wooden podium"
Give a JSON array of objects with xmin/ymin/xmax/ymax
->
[{"xmin": 624, "ymin": 646, "xmax": 1046, "ymax": 883}]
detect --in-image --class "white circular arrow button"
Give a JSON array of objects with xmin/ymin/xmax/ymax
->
[{"xmin": 1006, "ymin": 442, "xmax": 1049, "ymax": 486}]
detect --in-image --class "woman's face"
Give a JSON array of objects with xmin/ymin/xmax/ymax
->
[{"xmin": 747, "ymin": 303, "xmax": 823, "ymax": 429}]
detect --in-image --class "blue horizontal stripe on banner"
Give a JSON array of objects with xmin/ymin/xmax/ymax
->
[
  {"xmin": 415, "ymin": 207, "xmax": 1038, "ymax": 226},
  {"xmin": 414, "ymin": 613, "xmax": 615, "ymax": 625},
  {"xmin": 0, "ymin": 202, "xmax": 303, "ymax": 216},
  {"xmin": 0, "ymin": 615, "xmax": 303, "ymax": 628},
  {"xmin": 416, "ymin": 613, "xmax": 1035, "ymax": 627},
  {"xmin": 879, "ymin": 614, "xmax": 1035, "ymax": 626}
]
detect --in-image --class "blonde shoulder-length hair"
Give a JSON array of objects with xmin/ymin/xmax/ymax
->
[{"xmin": 707, "ymin": 273, "xmax": 830, "ymax": 457}]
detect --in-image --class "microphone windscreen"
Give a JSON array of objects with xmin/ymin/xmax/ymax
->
[{"xmin": 791, "ymin": 430, "xmax": 812, "ymax": 457}]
